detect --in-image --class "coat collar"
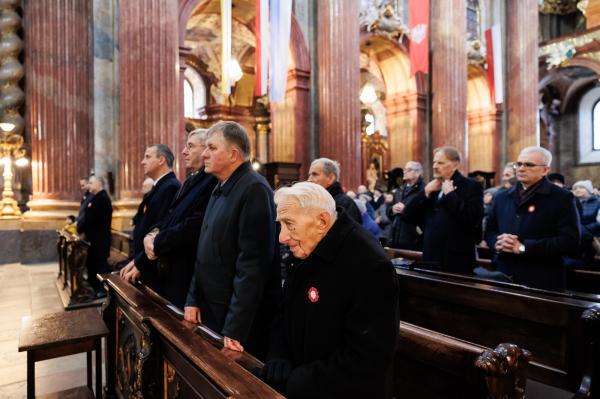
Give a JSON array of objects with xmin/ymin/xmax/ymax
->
[
  {"xmin": 215, "ymin": 161, "xmax": 251, "ymax": 197},
  {"xmin": 326, "ymin": 181, "xmax": 344, "ymax": 197},
  {"xmin": 309, "ymin": 208, "xmax": 356, "ymax": 264},
  {"xmin": 142, "ymin": 171, "xmax": 177, "ymax": 204},
  {"xmin": 508, "ymin": 177, "xmax": 553, "ymax": 204}
]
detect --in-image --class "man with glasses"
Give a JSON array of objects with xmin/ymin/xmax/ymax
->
[
  {"xmin": 388, "ymin": 161, "xmax": 424, "ymax": 250},
  {"xmin": 485, "ymin": 146, "xmax": 580, "ymax": 290}
]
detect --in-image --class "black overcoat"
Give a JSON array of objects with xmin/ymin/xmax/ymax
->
[
  {"xmin": 151, "ymin": 169, "xmax": 217, "ymax": 308},
  {"xmin": 484, "ymin": 178, "xmax": 580, "ymax": 290},
  {"xmin": 77, "ymin": 189, "xmax": 112, "ymax": 261},
  {"xmin": 185, "ymin": 162, "xmax": 281, "ymax": 356},
  {"xmin": 132, "ymin": 171, "xmax": 180, "ymax": 278},
  {"xmin": 389, "ymin": 177, "xmax": 423, "ymax": 250},
  {"xmin": 403, "ymin": 170, "xmax": 483, "ymax": 274},
  {"xmin": 326, "ymin": 181, "xmax": 362, "ymax": 224},
  {"xmin": 279, "ymin": 209, "xmax": 399, "ymax": 399}
]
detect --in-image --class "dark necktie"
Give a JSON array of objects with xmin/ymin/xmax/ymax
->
[{"xmin": 175, "ymin": 175, "xmax": 194, "ymax": 201}]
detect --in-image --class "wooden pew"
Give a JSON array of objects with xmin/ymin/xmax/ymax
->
[
  {"xmin": 386, "ymin": 247, "xmax": 493, "ymax": 269},
  {"xmin": 99, "ymin": 273, "xmax": 282, "ymax": 399},
  {"xmin": 100, "ymin": 271, "xmax": 530, "ymax": 399},
  {"xmin": 397, "ymin": 322, "xmax": 530, "ymax": 399},
  {"xmin": 108, "ymin": 229, "xmax": 131, "ymax": 269},
  {"xmin": 55, "ymin": 229, "xmax": 96, "ymax": 308},
  {"xmin": 389, "ymin": 264, "xmax": 600, "ymax": 397}
]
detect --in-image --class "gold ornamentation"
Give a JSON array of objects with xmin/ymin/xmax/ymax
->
[{"xmin": 539, "ymin": 0, "xmax": 582, "ymax": 14}]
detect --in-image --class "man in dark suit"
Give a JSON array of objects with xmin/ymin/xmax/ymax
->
[
  {"xmin": 389, "ymin": 160, "xmax": 424, "ymax": 250},
  {"xmin": 403, "ymin": 146, "xmax": 483, "ymax": 274},
  {"xmin": 485, "ymin": 146, "xmax": 580, "ymax": 290},
  {"xmin": 184, "ymin": 121, "xmax": 281, "ymax": 357},
  {"xmin": 257, "ymin": 182, "xmax": 399, "ymax": 398},
  {"xmin": 120, "ymin": 144, "xmax": 180, "ymax": 288},
  {"xmin": 308, "ymin": 157, "xmax": 362, "ymax": 224},
  {"xmin": 76, "ymin": 175, "xmax": 112, "ymax": 296},
  {"xmin": 142, "ymin": 129, "xmax": 217, "ymax": 309}
]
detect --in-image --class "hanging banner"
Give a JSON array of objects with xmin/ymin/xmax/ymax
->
[
  {"xmin": 269, "ymin": 0, "xmax": 292, "ymax": 103},
  {"xmin": 409, "ymin": 0, "xmax": 430, "ymax": 76},
  {"xmin": 254, "ymin": 0, "xmax": 269, "ymax": 97},
  {"xmin": 221, "ymin": 0, "xmax": 232, "ymax": 95},
  {"xmin": 485, "ymin": 24, "xmax": 503, "ymax": 104}
]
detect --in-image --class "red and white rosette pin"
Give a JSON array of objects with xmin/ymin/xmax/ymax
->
[
  {"xmin": 528, "ymin": 205, "xmax": 535, "ymax": 213},
  {"xmin": 307, "ymin": 287, "xmax": 319, "ymax": 303}
]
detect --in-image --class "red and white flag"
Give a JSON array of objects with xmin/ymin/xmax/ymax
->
[
  {"xmin": 409, "ymin": 0, "xmax": 430, "ymax": 76},
  {"xmin": 254, "ymin": 0, "xmax": 269, "ymax": 97},
  {"xmin": 485, "ymin": 25, "xmax": 504, "ymax": 104}
]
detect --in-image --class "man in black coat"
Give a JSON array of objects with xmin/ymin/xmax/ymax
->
[
  {"xmin": 142, "ymin": 129, "xmax": 217, "ymax": 309},
  {"xmin": 76, "ymin": 175, "xmax": 112, "ymax": 295},
  {"xmin": 388, "ymin": 160, "xmax": 424, "ymax": 250},
  {"xmin": 184, "ymin": 121, "xmax": 281, "ymax": 357},
  {"xmin": 258, "ymin": 181, "xmax": 399, "ymax": 398},
  {"xmin": 76, "ymin": 176, "xmax": 93, "ymax": 225},
  {"xmin": 120, "ymin": 144, "xmax": 180, "ymax": 288},
  {"xmin": 485, "ymin": 146, "xmax": 580, "ymax": 290},
  {"xmin": 403, "ymin": 146, "xmax": 483, "ymax": 274},
  {"xmin": 308, "ymin": 157, "xmax": 362, "ymax": 224}
]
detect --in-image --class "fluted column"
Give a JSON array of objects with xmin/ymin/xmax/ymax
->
[
  {"xmin": 317, "ymin": 0, "xmax": 361, "ymax": 189},
  {"xmin": 506, "ymin": 0, "xmax": 538, "ymax": 161},
  {"xmin": 431, "ymin": 0, "xmax": 467, "ymax": 157},
  {"xmin": 23, "ymin": 0, "xmax": 92, "ymax": 221},
  {"xmin": 115, "ymin": 0, "xmax": 180, "ymax": 229}
]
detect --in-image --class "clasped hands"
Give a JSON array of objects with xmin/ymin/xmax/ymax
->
[
  {"xmin": 183, "ymin": 306, "xmax": 244, "ymax": 352},
  {"xmin": 495, "ymin": 233, "xmax": 523, "ymax": 254},
  {"xmin": 425, "ymin": 178, "xmax": 456, "ymax": 198}
]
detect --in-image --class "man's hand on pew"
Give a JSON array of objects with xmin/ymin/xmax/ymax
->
[
  {"xmin": 143, "ymin": 232, "xmax": 158, "ymax": 260},
  {"xmin": 223, "ymin": 336, "xmax": 244, "ymax": 352},
  {"xmin": 119, "ymin": 260, "xmax": 141, "ymax": 283},
  {"xmin": 184, "ymin": 306, "xmax": 202, "ymax": 324}
]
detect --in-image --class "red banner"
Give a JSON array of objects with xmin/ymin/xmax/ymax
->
[
  {"xmin": 485, "ymin": 28, "xmax": 495, "ymax": 105},
  {"xmin": 409, "ymin": 0, "xmax": 430, "ymax": 76}
]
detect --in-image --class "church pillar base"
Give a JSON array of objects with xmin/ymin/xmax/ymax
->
[{"xmin": 111, "ymin": 199, "xmax": 138, "ymax": 232}]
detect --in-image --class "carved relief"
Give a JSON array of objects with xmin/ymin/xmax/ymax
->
[
  {"xmin": 116, "ymin": 309, "xmax": 158, "ymax": 399},
  {"xmin": 359, "ymin": 0, "xmax": 409, "ymax": 42},
  {"xmin": 164, "ymin": 361, "xmax": 182, "ymax": 399},
  {"xmin": 475, "ymin": 343, "xmax": 531, "ymax": 399}
]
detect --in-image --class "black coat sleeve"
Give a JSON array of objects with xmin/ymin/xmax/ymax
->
[
  {"xmin": 221, "ymin": 183, "xmax": 277, "ymax": 342},
  {"xmin": 439, "ymin": 180, "xmax": 483, "ymax": 236}
]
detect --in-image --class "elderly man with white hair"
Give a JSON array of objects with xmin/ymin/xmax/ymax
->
[
  {"xmin": 257, "ymin": 181, "xmax": 399, "ymax": 398},
  {"xmin": 485, "ymin": 146, "xmax": 580, "ymax": 290}
]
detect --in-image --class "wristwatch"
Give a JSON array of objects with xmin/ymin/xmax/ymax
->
[{"xmin": 518, "ymin": 244, "xmax": 525, "ymax": 254}]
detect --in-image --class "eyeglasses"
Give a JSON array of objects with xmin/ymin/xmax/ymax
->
[
  {"xmin": 514, "ymin": 162, "xmax": 547, "ymax": 169},
  {"xmin": 405, "ymin": 168, "xmax": 420, "ymax": 172}
]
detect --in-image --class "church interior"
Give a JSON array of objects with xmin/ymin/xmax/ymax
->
[{"xmin": 1, "ymin": 0, "xmax": 600, "ymax": 398}]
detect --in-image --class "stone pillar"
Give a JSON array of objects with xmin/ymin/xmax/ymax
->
[
  {"xmin": 114, "ymin": 0, "xmax": 180, "ymax": 230},
  {"xmin": 317, "ymin": 0, "xmax": 361, "ymax": 189},
  {"xmin": 506, "ymin": 0, "xmax": 538, "ymax": 161},
  {"xmin": 23, "ymin": 0, "xmax": 93, "ymax": 223},
  {"xmin": 93, "ymin": 0, "xmax": 119, "ymax": 185},
  {"xmin": 431, "ymin": 0, "xmax": 467, "ymax": 158}
]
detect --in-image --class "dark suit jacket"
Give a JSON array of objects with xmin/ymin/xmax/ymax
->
[
  {"xmin": 277, "ymin": 209, "xmax": 399, "ymax": 399},
  {"xmin": 485, "ymin": 178, "xmax": 580, "ymax": 290},
  {"xmin": 151, "ymin": 169, "xmax": 217, "ymax": 309},
  {"xmin": 77, "ymin": 190, "xmax": 113, "ymax": 261},
  {"xmin": 132, "ymin": 171, "xmax": 180, "ymax": 279},
  {"xmin": 403, "ymin": 171, "xmax": 483, "ymax": 274},
  {"xmin": 327, "ymin": 182, "xmax": 361, "ymax": 224},
  {"xmin": 389, "ymin": 177, "xmax": 424, "ymax": 250},
  {"xmin": 186, "ymin": 162, "xmax": 281, "ymax": 357}
]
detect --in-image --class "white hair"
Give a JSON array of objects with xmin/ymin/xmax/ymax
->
[
  {"xmin": 311, "ymin": 158, "xmax": 340, "ymax": 181},
  {"xmin": 520, "ymin": 146, "xmax": 552, "ymax": 166},
  {"xmin": 274, "ymin": 182, "xmax": 337, "ymax": 220}
]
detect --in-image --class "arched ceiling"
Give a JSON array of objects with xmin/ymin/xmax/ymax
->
[
  {"xmin": 360, "ymin": 36, "xmax": 415, "ymax": 96},
  {"xmin": 467, "ymin": 65, "xmax": 492, "ymax": 112}
]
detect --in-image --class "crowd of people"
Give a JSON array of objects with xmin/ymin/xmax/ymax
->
[{"xmin": 71, "ymin": 119, "xmax": 599, "ymax": 397}]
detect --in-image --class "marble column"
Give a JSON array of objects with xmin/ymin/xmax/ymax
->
[
  {"xmin": 506, "ymin": 0, "xmax": 538, "ymax": 161},
  {"xmin": 431, "ymin": 0, "xmax": 467, "ymax": 159},
  {"xmin": 115, "ymin": 0, "xmax": 180, "ymax": 229},
  {"xmin": 317, "ymin": 0, "xmax": 361, "ymax": 189},
  {"xmin": 93, "ymin": 0, "xmax": 119, "ymax": 186},
  {"xmin": 23, "ymin": 0, "xmax": 93, "ymax": 223}
]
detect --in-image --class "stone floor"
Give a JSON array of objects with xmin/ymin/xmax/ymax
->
[{"xmin": 0, "ymin": 262, "xmax": 102, "ymax": 398}]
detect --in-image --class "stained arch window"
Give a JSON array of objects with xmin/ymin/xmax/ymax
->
[
  {"xmin": 183, "ymin": 67, "xmax": 207, "ymax": 119},
  {"xmin": 467, "ymin": 0, "xmax": 480, "ymax": 41},
  {"xmin": 593, "ymin": 100, "xmax": 600, "ymax": 150}
]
